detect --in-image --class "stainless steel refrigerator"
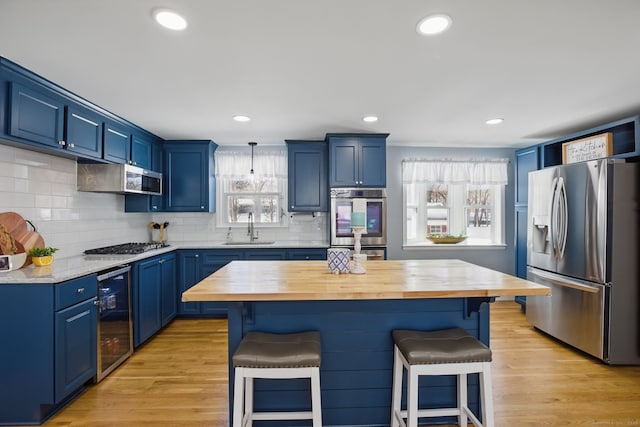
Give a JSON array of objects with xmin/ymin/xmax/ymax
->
[{"xmin": 526, "ymin": 158, "xmax": 640, "ymax": 364}]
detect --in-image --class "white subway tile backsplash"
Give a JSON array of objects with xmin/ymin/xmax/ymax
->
[{"xmin": 2, "ymin": 144, "xmax": 327, "ymax": 258}]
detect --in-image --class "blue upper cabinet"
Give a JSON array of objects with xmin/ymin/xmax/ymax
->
[
  {"xmin": 8, "ymin": 81, "xmax": 104, "ymax": 160},
  {"xmin": 131, "ymin": 133, "xmax": 153, "ymax": 170},
  {"xmin": 326, "ymin": 133, "xmax": 388, "ymax": 187},
  {"xmin": 65, "ymin": 104, "xmax": 103, "ymax": 159},
  {"xmin": 1, "ymin": 57, "xmax": 162, "ymax": 165},
  {"xmin": 105, "ymin": 123, "xmax": 161, "ymax": 172},
  {"xmin": 9, "ymin": 81, "xmax": 65, "ymax": 148},
  {"xmin": 286, "ymin": 140, "xmax": 328, "ymax": 212},
  {"xmin": 164, "ymin": 140, "xmax": 218, "ymax": 212},
  {"xmin": 103, "ymin": 120, "xmax": 131, "ymax": 164}
]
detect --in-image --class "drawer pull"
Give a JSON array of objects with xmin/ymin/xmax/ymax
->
[{"xmin": 77, "ymin": 287, "xmax": 85, "ymax": 294}]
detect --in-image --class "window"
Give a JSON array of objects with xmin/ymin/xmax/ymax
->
[
  {"xmin": 403, "ymin": 159, "xmax": 508, "ymax": 246},
  {"xmin": 215, "ymin": 149, "xmax": 287, "ymax": 227}
]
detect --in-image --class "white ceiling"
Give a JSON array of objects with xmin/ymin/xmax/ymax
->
[{"xmin": 1, "ymin": 0, "xmax": 639, "ymax": 148}]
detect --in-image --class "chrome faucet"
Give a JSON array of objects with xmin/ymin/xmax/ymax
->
[{"xmin": 247, "ymin": 212, "xmax": 259, "ymax": 242}]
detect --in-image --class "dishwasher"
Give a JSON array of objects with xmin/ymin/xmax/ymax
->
[{"xmin": 96, "ymin": 265, "xmax": 133, "ymax": 381}]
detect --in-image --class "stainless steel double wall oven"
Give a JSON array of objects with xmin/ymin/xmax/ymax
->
[{"xmin": 330, "ymin": 188, "xmax": 387, "ymax": 259}]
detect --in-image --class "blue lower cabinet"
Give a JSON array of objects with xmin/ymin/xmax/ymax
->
[
  {"xmin": 244, "ymin": 248, "xmax": 287, "ymax": 260},
  {"xmin": 55, "ymin": 298, "xmax": 98, "ymax": 402},
  {"xmin": 178, "ymin": 250, "xmax": 242, "ymax": 317},
  {"xmin": 133, "ymin": 253, "xmax": 176, "ymax": 347},
  {"xmin": 177, "ymin": 248, "xmax": 328, "ymax": 318},
  {"xmin": 287, "ymin": 248, "xmax": 327, "ymax": 260},
  {"xmin": 0, "ymin": 274, "xmax": 98, "ymax": 425}
]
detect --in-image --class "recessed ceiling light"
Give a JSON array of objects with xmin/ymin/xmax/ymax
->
[
  {"xmin": 363, "ymin": 116, "xmax": 378, "ymax": 123},
  {"xmin": 416, "ymin": 14, "xmax": 452, "ymax": 36},
  {"xmin": 485, "ymin": 118, "xmax": 504, "ymax": 125},
  {"xmin": 152, "ymin": 8, "xmax": 187, "ymax": 31},
  {"xmin": 233, "ymin": 115, "xmax": 251, "ymax": 122}
]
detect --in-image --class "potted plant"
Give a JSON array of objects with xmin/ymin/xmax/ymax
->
[{"xmin": 27, "ymin": 247, "xmax": 58, "ymax": 266}]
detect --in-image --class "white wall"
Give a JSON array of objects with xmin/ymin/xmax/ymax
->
[{"xmin": 385, "ymin": 146, "xmax": 516, "ymax": 275}]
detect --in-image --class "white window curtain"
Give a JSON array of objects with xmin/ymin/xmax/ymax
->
[
  {"xmin": 402, "ymin": 158, "xmax": 509, "ymax": 185},
  {"xmin": 215, "ymin": 149, "xmax": 287, "ymax": 179}
]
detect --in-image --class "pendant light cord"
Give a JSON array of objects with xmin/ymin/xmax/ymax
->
[{"xmin": 248, "ymin": 141, "xmax": 257, "ymax": 175}]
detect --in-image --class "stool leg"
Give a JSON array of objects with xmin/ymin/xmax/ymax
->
[
  {"xmin": 458, "ymin": 373, "xmax": 467, "ymax": 427},
  {"xmin": 233, "ymin": 368, "xmax": 245, "ymax": 427},
  {"xmin": 311, "ymin": 367, "xmax": 323, "ymax": 427},
  {"xmin": 390, "ymin": 346, "xmax": 403, "ymax": 427},
  {"xmin": 480, "ymin": 363, "xmax": 495, "ymax": 427},
  {"xmin": 245, "ymin": 377, "xmax": 254, "ymax": 425},
  {"xmin": 406, "ymin": 366, "xmax": 419, "ymax": 427}
]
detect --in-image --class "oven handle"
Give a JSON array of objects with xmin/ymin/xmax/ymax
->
[
  {"xmin": 97, "ymin": 265, "xmax": 131, "ymax": 282},
  {"xmin": 364, "ymin": 253, "xmax": 385, "ymax": 260}
]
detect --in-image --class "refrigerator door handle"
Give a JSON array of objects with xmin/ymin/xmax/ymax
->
[
  {"xmin": 548, "ymin": 176, "xmax": 559, "ymax": 256},
  {"xmin": 596, "ymin": 161, "xmax": 607, "ymax": 279},
  {"xmin": 556, "ymin": 177, "xmax": 568, "ymax": 259},
  {"xmin": 528, "ymin": 267, "xmax": 601, "ymax": 293}
]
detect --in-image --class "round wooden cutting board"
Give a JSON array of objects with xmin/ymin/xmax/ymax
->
[{"xmin": 0, "ymin": 211, "xmax": 45, "ymax": 267}]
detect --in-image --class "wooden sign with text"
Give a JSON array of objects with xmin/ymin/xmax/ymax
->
[{"xmin": 562, "ymin": 132, "xmax": 613, "ymax": 164}]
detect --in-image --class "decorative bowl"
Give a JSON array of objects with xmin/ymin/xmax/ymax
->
[
  {"xmin": 32, "ymin": 255, "xmax": 54, "ymax": 267},
  {"xmin": 426, "ymin": 235, "xmax": 467, "ymax": 244},
  {"xmin": 8, "ymin": 253, "xmax": 27, "ymax": 270}
]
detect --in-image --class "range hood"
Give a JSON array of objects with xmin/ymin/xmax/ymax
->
[{"xmin": 77, "ymin": 163, "xmax": 162, "ymax": 196}]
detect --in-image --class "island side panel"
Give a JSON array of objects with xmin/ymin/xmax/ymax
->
[{"xmin": 226, "ymin": 298, "xmax": 490, "ymax": 427}]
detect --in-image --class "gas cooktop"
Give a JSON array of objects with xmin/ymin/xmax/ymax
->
[{"xmin": 84, "ymin": 242, "xmax": 169, "ymax": 255}]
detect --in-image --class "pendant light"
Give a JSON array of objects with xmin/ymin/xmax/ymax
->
[{"xmin": 248, "ymin": 142, "xmax": 257, "ymax": 175}]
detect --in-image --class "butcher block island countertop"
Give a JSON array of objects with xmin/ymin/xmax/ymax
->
[
  {"xmin": 182, "ymin": 258, "xmax": 550, "ymax": 302},
  {"xmin": 183, "ymin": 258, "xmax": 549, "ymax": 427}
]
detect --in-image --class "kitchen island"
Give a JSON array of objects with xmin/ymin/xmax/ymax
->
[{"xmin": 183, "ymin": 259, "xmax": 549, "ymax": 426}]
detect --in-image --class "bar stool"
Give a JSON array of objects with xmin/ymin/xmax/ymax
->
[
  {"xmin": 390, "ymin": 328, "xmax": 494, "ymax": 427},
  {"xmin": 232, "ymin": 331, "xmax": 322, "ymax": 427}
]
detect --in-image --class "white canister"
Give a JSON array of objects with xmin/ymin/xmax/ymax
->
[{"xmin": 327, "ymin": 248, "xmax": 351, "ymax": 274}]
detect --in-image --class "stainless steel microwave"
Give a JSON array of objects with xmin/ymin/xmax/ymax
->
[{"xmin": 77, "ymin": 163, "xmax": 162, "ymax": 196}]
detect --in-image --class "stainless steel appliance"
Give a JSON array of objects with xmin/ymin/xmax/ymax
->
[
  {"xmin": 526, "ymin": 158, "xmax": 640, "ymax": 364},
  {"xmin": 330, "ymin": 188, "xmax": 387, "ymax": 247},
  {"xmin": 84, "ymin": 242, "xmax": 168, "ymax": 255},
  {"xmin": 77, "ymin": 163, "xmax": 162, "ymax": 196},
  {"xmin": 96, "ymin": 265, "xmax": 133, "ymax": 381}
]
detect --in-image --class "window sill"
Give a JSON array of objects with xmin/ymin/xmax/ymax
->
[{"xmin": 403, "ymin": 243, "xmax": 507, "ymax": 250}]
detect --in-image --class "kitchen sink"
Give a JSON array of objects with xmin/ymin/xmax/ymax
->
[{"xmin": 223, "ymin": 241, "xmax": 276, "ymax": 245}]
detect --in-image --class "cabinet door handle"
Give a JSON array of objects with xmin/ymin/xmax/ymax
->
[
  {"xmin": 93, "ymin": 300, "xmax": 99, "ymax": 306},
  {"xmin": 77, "ymin": 287, "xmax": 85, "ymax": 294},
  {"xmin": 68, "ymin": 143, "xmax": 75, "ymax": 148},
  {"xmin": 200, "ymin": 206, "xmax": 205, "ymax": 209},
  {"xmin": 58, "ymin": 140, "xmax": 66, "ymax": 146},
  {"xmin": 291, "ymin": 205, "xmax": 294, "ymax": 209},
  {"xmin": 195, "ymin": 254, "xmax": 199, "ymax": 258},
  {"xmin": 159, "ymin": 259, "xmax": 165, "ymax": 264}
]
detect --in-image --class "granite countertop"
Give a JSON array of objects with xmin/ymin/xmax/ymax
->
[{"xmin": 0, "ymin": 241, "xmax": 330, "ymax": 284}]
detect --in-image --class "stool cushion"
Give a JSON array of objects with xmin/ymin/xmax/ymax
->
[
  {"xmin": 392, "ymin": 328, "xmax": 492, "ymax": 364},
  {"xmin": 233, "ymin": 331, "xmax": 322, "ymax": 368}
]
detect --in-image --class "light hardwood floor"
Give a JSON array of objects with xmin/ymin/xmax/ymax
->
[{"xmin": 42, "ymin": 301, "xmax": 640, "ymax": 426}]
